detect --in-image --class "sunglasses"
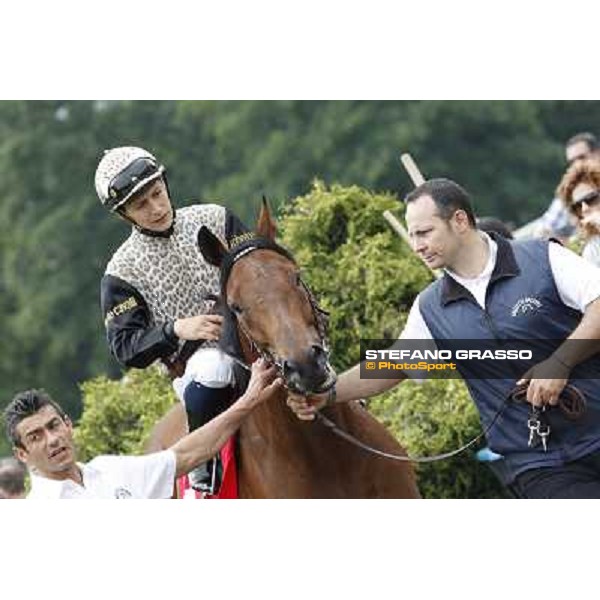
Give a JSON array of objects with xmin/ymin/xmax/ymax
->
[
  {"xmin": 107, "ymin": 157, "xmax": 161, "ymax": 209},
  {"xmin": 571, "ymin": 190, "xmax": 600, "ymax": 217}
]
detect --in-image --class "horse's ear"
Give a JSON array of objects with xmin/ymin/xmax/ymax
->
[
  {"xmin": 197, "ymin": 226, "xmax": 227, "ymax": 267},
  {"xmin": 256, "ymin": 195, "xmax": 277, "ymax": 241}
]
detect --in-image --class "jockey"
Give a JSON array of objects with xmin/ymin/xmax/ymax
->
[{"xmin": 95, "ymin": 146, "xmax": 250, "ymax": 494}]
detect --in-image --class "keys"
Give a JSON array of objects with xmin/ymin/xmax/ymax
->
[
  {"xmin": 527, "ymin": 409, "xmax": 541, "ymax": 448},
  {"xmin": 537, "ymin": 423, "xmax": 551, "ymax": 452},
  {"xmin": 526, "ymin": 407, "xmax": 551, "ymax": 452}
]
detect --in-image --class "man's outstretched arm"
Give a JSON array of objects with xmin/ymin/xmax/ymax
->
[{"xmin": 171, "ymin": 359, "xmax": 283, "ymax": 477}]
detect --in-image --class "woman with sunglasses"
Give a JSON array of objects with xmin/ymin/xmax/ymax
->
[
  {"xmin": 558, "ymin": 157, "xmax": 600, "ymax": 267},
  {"xmin": 95, "ymin": 146, "xmax": 251, "ymax": 495}
]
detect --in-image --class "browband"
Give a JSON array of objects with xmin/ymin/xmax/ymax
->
[{"xmin": 220, "ymin": 238, "xmax": 296, "ymax": 294}]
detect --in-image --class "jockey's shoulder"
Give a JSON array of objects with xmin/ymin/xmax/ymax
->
[
  {"xmin": 105, "ymin": 203, "xmax": 228, "ymax": 274},
  {"xmin": 105, "ymin": 231, "xmax": 138, "ymax": 274},
  {"xmin": 177, "ymin": 202, "xmax": 226, "ymax": 217}
]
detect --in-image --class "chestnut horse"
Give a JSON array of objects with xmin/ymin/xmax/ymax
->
[{"xmin": 146, "ymin": 202, "xmax": 420, "ymax": 498}]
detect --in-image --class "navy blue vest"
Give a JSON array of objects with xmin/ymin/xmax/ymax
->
[{"xmin": 419, "ymin": 236, "xmax": 600, "ymax": 482}]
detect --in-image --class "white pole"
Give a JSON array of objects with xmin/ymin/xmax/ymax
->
[
  {"xmin": 383, "ymin": 152, "xmax": 440, "ymax": 278},
  {"xmin": 400, "ymin": 153, "xmax": 425, "ymax": 186}
]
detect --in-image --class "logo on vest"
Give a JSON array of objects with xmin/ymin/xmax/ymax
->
[
  {"xmin": 114, "ymin": 486, "xmax": 133, "ymax": 499},
  {"xmin": 511, "ymin": 296, "xmax": 543, "ymax": 317}
]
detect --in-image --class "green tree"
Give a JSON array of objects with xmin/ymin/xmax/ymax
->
[
  {"xmin": 74, "ymin": 365, "xmax": 176, "ymax": 461},
  {"xmin": 374, "ymin": 379, "xmax": 506, "ymax": 498},
  {"xmin": 280, "ymin": 180, "xmax": 432, "ymax": 368}
]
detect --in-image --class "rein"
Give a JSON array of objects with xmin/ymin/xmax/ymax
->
[
  {"xmin": 509, "ymin": 381, "xmax": 586, "ymax": 420},
  {"xmin": 315, "ymin": 399, "xmax": 509, "ymax": 464},
  {"xmin": 315, "ymin": 383, "xmax": 587, "ymax": 464}
]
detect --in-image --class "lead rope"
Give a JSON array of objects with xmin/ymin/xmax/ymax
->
[
  {"xmin": 314, "ymin": 383, "xmax": 587, "ymax": 464},
  {"xmin": 314, "ymin": 397, "xmax": 511, "ymax": 464}
]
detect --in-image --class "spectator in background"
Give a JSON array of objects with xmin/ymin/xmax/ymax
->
[
  {"xmin": 0, "ymin": 457, "xmax": 27, "ymax": 499},
  {"xmin": 519, "ymin": 132, "xmax": 600, "ymax": 241},
  {"xmin": 565, "ymin": 132, "xmax": 600, "ymax": 165},
  {"xmin": 558, "ymin": 157, "xmax": 600, "ymax": 267},
  {"xmin": 477, "ymin": 216, "xmax": 514, "ymax": 240}
]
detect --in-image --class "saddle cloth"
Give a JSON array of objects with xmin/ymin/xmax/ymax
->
[{"xmin": 176, "ymin": 436, "xmax": 238, "ymax": 499}]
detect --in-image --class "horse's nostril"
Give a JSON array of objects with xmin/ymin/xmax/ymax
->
[
  {"xmin": 311, "ymin": 345, "xmax": 328, "ymax": 367},
  {"xmin": 284, "ymin": 351, "xmax": 328, "ymax": 377},
  {"xmin": 310, "ymin": 345, "xmax": 326, "ymax": 359},
  {"xmin": 283, "ymin": 358, "xmax": 310, "ymax": 379},
  {"xmin": 281, "ymin": 351, "xmax": 331, "ymax": 394},
  {"xmin": 282, "ymin": 360, "xmax": 295, "ymax": 377}
]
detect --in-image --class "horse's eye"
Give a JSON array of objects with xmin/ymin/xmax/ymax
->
[{"xmin": 295, "ymin": 272, "xmax": 302, "ymax": 286}]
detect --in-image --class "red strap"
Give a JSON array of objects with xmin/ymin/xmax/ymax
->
[{"xmin": 176, "ymin": 437, "xmax": 238, "ymax": 499}]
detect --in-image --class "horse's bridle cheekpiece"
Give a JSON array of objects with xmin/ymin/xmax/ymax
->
[{"xmin": 218, "ymin": 238, "xmax": 336, "ymax": 395}]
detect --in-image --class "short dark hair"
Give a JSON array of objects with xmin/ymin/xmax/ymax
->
[
  {"xmin": 0, "ymin": 457, "xmax": 26, "ymax": 497},
  {"xmin": 3, "ymin": 389, "xmax": 68, "ymax": 448},
  {"xmin": 405, "ymin": 178, "xmax": 477, "ymax": 228},
  {"xmin": 477, "ymin": 216, "xmax": 514, "ymax": 240},
  {"xmin": 566, "ymin": 132, "xmax": 598, "ymax": 152}
]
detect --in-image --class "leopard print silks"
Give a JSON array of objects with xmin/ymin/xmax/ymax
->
[{"xmin": 106, "ymin": 204, "xmax": 226, "ymax": 355}]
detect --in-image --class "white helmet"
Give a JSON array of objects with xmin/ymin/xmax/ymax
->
[{"xmin": 95, "ymin": 146, "xmax": 165, "ymax": 211}]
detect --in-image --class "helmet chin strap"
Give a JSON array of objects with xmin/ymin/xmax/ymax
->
[{"xmin": 117, "ymin": 206, "xmax": 176, "ymax": 238}]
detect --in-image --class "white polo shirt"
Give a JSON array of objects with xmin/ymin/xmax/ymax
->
[
  {"xmin": 27, "ymin": 449, "xmax": 177, "ymax": 499},
  {"xmin": 394, "ymin": 235, "xmax": 600, "ymax": 382},
  {"xmin": 401, "ymin": 234, "xmax": 600, "ymax": 340}
]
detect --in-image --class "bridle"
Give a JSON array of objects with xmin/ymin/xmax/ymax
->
[{"xmin": 218, "ymin": 238, "xmax": 336, "ymax": 393}]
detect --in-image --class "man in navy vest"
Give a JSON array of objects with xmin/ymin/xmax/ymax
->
[{"xmin": 287, "ymin": 178, "xmax": 600, "ymax": 498}]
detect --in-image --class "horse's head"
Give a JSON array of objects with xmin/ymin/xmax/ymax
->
[{"xmin": 198, "ymin": 198, "xmax": 336, "ymax": 395}]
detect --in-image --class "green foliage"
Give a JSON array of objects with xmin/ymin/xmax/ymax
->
[
  {"xmin": 371, "ymin": 379, "xmax": 506, "ymax": 498},
  {"xmin": 566, "ymin": 234, "xmax": 585, "ymax": 255},
  {"xmin": 279, "ymin": 182, "xmax": 505, "ymax": 498},
  {"xmin": 0, "ymin": 435, "xmax": 10, "ymax": 458},
  {"xmin": 279, "ymin": 181, "xmax": 433, "ymax": 371},
  {"xmin": 74, "ymin": 366, "xmax": 176, "ymax": 461}
]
